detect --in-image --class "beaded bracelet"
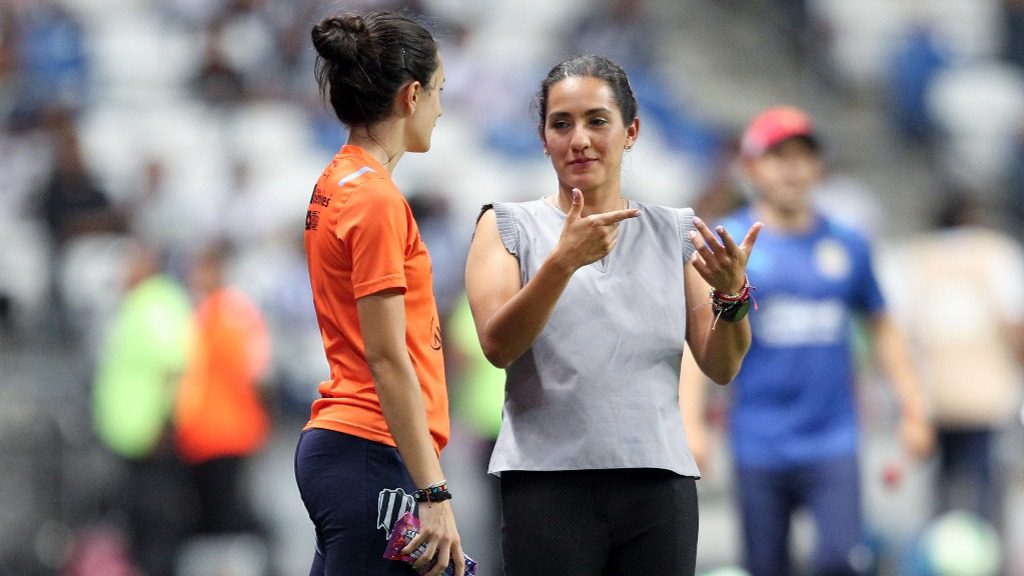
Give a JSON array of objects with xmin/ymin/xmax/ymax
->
[
  {"xmin": 413, "ymin": 482, "xmax": 452, "ymax": 503},
  {"xmin": 710, "ymin": 275, "xmax": 756, "ymax": 327}
]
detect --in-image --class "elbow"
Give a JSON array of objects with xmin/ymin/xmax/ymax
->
[
  {"xmin": 709, "ymin": 370, "xmax": 737, "ymax": 386},
  {"xmin": 481, "ymin": 339, "xmax": 517, "ymax": 369},
  {"xmin": 705, "ymin": 361, "xmax": 742, "ymax": 386},
  {"xmin": 363, "ymin": 351, "xmax": 400, "ymax": 384},
  {"xmin": 483, "ymin": 350, "xmax": 515, "ymax": 370}
]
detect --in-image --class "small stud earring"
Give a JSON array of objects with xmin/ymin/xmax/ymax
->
[{"xmin": 543, "ymin": 150, "xmax": 550, "ymax": 157}]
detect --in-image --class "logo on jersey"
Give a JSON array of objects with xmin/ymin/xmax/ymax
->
[
  {"xmin": 430, "ymin": 315, "xmax": 442, "ymax": 351},
  {"xmin": 757, "ymin": 297, "xmax": 846, "ymax": 346},
  {"xmin": 377, "ymin": 488, "xmax": 415, "ymax": 539},
  {"xmin": 309, "ymin": 189, "xmax": 331, "ymax": 208},
  {"xmin": 814, "ymin": 239, "xmax": 851, "ymax": 280},
  {"xmin": 305, "ymin": 210, "xmax": 320, "ymax": 231}
]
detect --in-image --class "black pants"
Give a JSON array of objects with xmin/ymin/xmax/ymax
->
[
  {"xmin": 294, "ymin": 429, "xmax": 418, "ymax": 576},
  {"xmin": 189, "ymin": 456, "xmax": 259, "ymax": 534},
  {"xmin": 126, "ymin": 454, "xmax": 189, "ymax": 576},
  {"xmin": 499, "ymin": 469, "xmax": 698, "ymax": 576}
]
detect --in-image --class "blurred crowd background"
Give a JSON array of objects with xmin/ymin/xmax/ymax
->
[{"xmin": 2, "ymin": 0, "xmax": 1024, "ymax": 575}]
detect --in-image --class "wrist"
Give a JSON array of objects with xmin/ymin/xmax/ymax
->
[
  {"xmin": 548, "ymin": 246, "xmax": 581, "ymax": 275},
  {"xmin": 719, "ymin": 279, "xmax": 746, "ymax": 296},
  {"xmin": 710, "ymin": 275, "xmax": 755, "ymax": 324},
  {"xmin": 413, "ymin": 481, "xmax": 452, "ymax": 504}
]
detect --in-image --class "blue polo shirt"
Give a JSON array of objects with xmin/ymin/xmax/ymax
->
[{"xmin": 720, "ymin": 207, "xmax": 885, "ymax": 468}]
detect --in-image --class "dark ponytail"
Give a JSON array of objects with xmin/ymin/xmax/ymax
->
[{"xmin": 312, "ymin": 11, "xmax": 438, "ymax": 128}]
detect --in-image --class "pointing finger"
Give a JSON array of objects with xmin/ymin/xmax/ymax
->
[{"xmin": 596, "ymin": 208, "xmax": 641, "ymax": 226}]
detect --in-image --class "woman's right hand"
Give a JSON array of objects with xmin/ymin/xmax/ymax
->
[
  {"xmin": 404, "ymin": 500, "xmax": 465, "ymax": 576},
  {"xmin": 555, "ymin": 188, "xmax": 640, "ymax": 269}
]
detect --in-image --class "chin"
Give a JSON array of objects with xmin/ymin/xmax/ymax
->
[{"xmin": 564, "ymin": 177, "xmax": 600, "ymax": 192}]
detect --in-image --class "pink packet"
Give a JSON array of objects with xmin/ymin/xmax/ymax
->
[{"xmin": 384, "ymin": 512, "xmax": 477, "ymax": 575}]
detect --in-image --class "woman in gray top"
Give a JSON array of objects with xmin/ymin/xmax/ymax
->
[{"xmin": 464, "ymin": 55, "xmax": 762, "ymax": 575}]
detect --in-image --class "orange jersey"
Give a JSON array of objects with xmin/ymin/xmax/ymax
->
[
  {"xmin": 175, "ymin": 288, "xmax": 271, "ymax": 464},
  {"xmin": 303, "ymin": 145, "xmax": 448, "ymax": 454}
]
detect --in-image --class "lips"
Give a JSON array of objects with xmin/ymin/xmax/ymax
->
[{"xmin": 568, "ymin": 158, "xmax": 596, "ymax": 169}]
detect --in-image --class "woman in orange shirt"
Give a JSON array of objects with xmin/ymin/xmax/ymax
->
[{"xmin": 294, "ymin": 10, "xmax": 464, "ymax": 576}]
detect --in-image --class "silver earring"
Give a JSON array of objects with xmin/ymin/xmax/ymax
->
[{"xmin": 543, "ymin": 150, "xmax": 550, "ymax": 157}]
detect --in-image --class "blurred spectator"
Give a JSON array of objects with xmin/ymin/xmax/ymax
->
[
  {"xmin": 36, "ymin": 109, "xmax": 127, "ymax": 249},
  {"xmin": 35, "ymin": 109, "xmax": 129, "ymax": 336},
  {"xmin": 887, "ymin": 24, "xmax": 950, "ymax": 145},
  {"xmin": 191, "ymin": 19, "xmax": 246, "ymax": 106},
  {"xmin": 882, "ymin": 193, "xmax": 1024, "ymax": 528},
  {"xmin": 175, "ymin": 242, "xmax": 272, "ymax": 536},
  {"xmin": 13, "ymin": 2, "xmax": 89, "ymax": 119},
  {"xmin": 92, "ymin": 241, "xmax": 193, "ymax": 576},
  {"xmin": 691, "ymin": 106, "xmax": 934, "ymax": 576}
]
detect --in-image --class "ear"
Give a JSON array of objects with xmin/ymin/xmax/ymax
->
[
  {"xmin": 397, "ymin": 81, "xmax": 421, "ymax": 116},
  {"xmin": 625, "ymin": 117, "xmax": 640, "ymax": 149}
]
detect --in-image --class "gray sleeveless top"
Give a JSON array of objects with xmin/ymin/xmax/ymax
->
[{"xmin": 487, "ymin": 198, "xmax": 701, "ymax": 477}]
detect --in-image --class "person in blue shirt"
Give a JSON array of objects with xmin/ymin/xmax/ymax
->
[{"xmin": 683, "ymin": 106, "xmax": 934, "ymax": 576}]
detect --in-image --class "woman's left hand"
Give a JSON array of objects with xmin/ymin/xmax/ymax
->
[{"xmin": 688, "ymin": 216, "xmax": 762, "ymax": 293}]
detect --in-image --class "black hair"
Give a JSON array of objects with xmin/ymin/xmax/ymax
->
[
  {"xmin": 534, "ymin": 55, "xmax": 638, "ymax": 135},
  {"xmin": 312, "ymin": 11, "xmax": 438, "ymax": 128}
]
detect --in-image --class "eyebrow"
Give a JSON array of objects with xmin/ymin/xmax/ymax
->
[{"xmin": 548, "ymin": 107, "xmax": 613, "ymax": 119}]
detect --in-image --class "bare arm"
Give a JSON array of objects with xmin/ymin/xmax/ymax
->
[
  {"xmin": 465, "ymin": 190, "xmax": 639, "ymax": 368},
  {"xmin": 356, "ymin": 291, "xmax": 463, "ymax": 576},
  {"xmin": 684, "ymin": 263, "xmax": 751, "ymax": 384},
  {"xmin": 465, "ymin": 209, "xmax": 572, "ymax": 368},
  {"xmin": 868, "ymin": 312, "xmax": 934, "ymax": 460}
]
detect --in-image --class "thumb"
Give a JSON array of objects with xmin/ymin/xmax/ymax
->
[{"xmin": 567, "ymin": 188, "xmax": 583, "ymax": 219}]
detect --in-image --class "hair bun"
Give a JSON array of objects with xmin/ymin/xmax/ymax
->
[{"xmin": 311, "ymin": 14, "xmax": 368, "ymax": 62}]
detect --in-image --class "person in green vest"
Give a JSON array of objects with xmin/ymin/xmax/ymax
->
[{"xmin": 92, "ymin": 239, "xmax": 193, "ymax": 576}]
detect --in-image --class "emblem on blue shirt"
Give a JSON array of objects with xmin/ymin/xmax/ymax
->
[{"xmin": 814, "ymin": 238, "xmax": 851, "ymax": 280}]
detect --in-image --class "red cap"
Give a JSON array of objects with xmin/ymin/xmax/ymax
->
[{"xmin": 740, "ymin": 106, "xmax": 818, "ymax": 158}]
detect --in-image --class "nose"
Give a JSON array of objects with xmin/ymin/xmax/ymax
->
[{"xmin": 569, "ymin": 125, "xmax": 590, "ymax": 151}]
